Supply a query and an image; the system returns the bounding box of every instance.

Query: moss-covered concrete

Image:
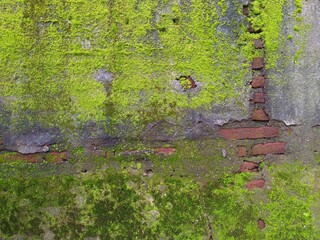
[0,155,317,239]
[0,0,254,136]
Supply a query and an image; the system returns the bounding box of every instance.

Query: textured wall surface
[0,0,256,148]
[267,0,320,126]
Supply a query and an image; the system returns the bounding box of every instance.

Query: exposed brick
[253,39,264,49]
[246,179,265,189]
[154,147,176,155]
[258,219,266,229]
[248,26,262,34]
[220,127,279,140]
[239,161,259,173]
[236,146,247,157]
[252,57,264,70]
[19,153,42,163]
[252,92,265,103]
[120,149,153,156]
[251,76,266,88]
[252,109,269,121]
[252,142,286,155]
[243,5,249,16]
[46,151,68,163]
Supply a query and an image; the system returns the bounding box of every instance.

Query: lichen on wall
[0,0,252,136]
[0,158,317,239]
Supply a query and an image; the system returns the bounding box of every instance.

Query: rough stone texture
[251,76,266,88]
[252,109,269,121]
[2,129,57,154]
[252,142,286,155]
[220,127,279,140]
[246,179,265,189]
[266,0,320,126]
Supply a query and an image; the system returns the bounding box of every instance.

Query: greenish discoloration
[0,160,318,239]
[263,162,315,239]
[248,0,287,69]
[0,0,252,133]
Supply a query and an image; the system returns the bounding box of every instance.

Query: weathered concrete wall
[0,0,255,152]
[267,0,320,126]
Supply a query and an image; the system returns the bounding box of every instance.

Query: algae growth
[0,157,317,239]
[0,0,253,132]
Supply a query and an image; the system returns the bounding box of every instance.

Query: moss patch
[0,0,252,134]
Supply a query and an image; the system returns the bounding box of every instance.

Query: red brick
[154,147,176,155]
[251,76,266,88]
[239,161,259,172]
[252,142,286,155]
[252,57,264,70]
[252,109,269,121]
[253,39,264,49]
[220,127,279,140]
[252,92,265,103]
[246,179,265,189]
[236,146,247,157]
[243,5,249,16]
[258,219,266,229]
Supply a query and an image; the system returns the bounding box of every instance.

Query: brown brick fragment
[243,5,249,16]
[46,151,68,163]
[252,142,286,155]
[258,219,266,229]
[253,39,264,49]
[246,179,265,189]
[252,57,264,70]
[253,92,265,103]
[252,109,269,121]
[239,161,259,172]
[251,76,266,88]
[236,146,247,157]
[154,147,176,155]
[19,153,42,163]
[220,127,279,140]
[248,26,262,34]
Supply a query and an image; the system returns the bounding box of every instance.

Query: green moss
[0,0,251,133]
[0,156,319,239]
[248,0,286,69]
[263,163,315,239]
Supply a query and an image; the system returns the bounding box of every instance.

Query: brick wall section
[252,92,265,103]
[252,57,264,70]
[252,109,269,121]
[251,76,266,88]
[252,142,287,155]
[220,127,279,140]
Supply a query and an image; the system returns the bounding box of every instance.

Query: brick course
[220,127,279,140]
[253,92,265,103]
[252,142,286,155]
[252,109,269,121]
[251,76,266,88]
